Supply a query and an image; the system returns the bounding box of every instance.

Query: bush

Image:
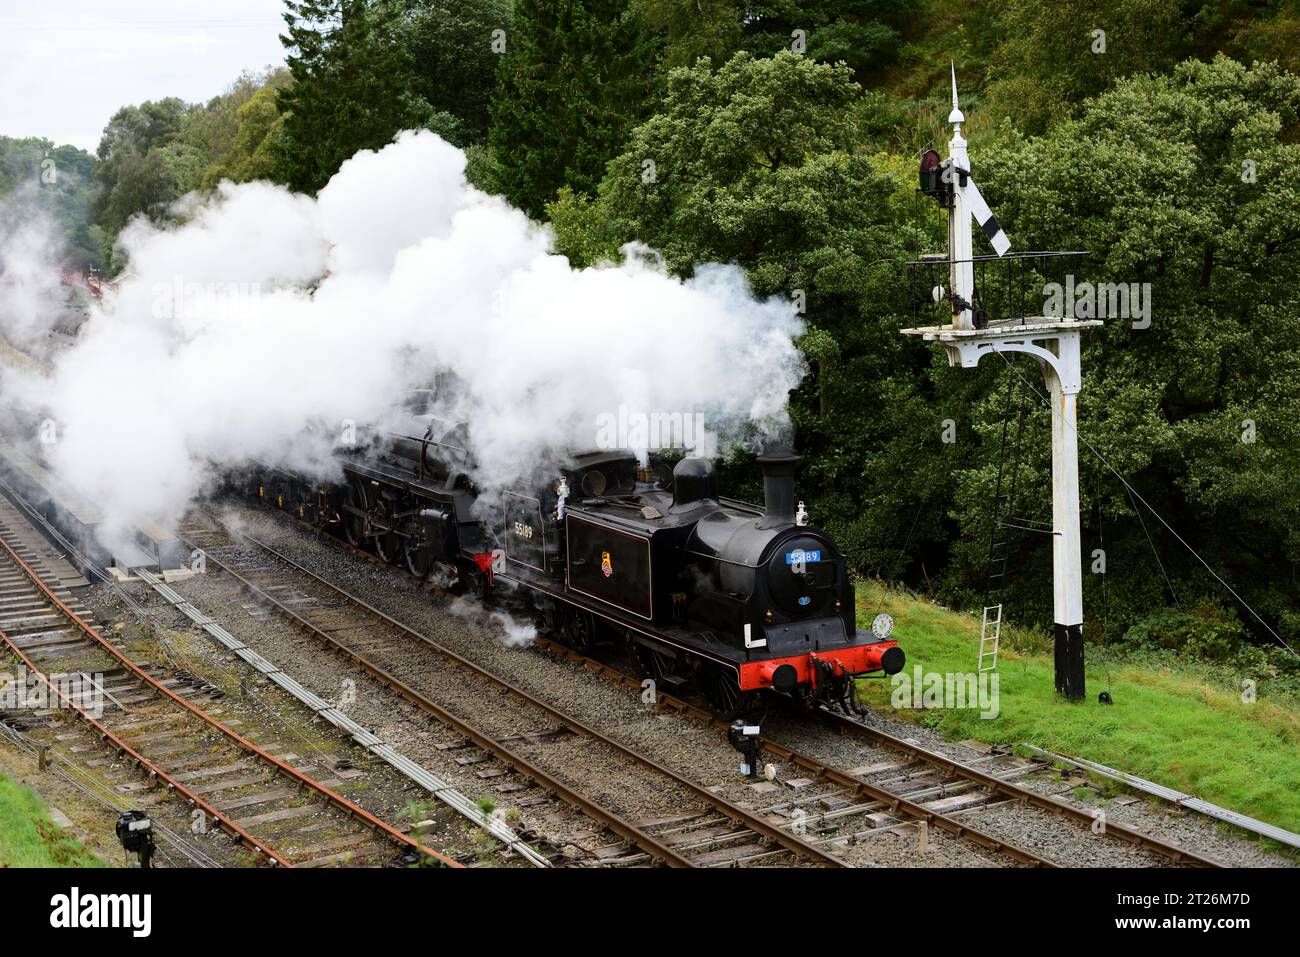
[1121,601,1245,661]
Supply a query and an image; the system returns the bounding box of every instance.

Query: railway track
[180,517,845,868]
[536,638,1224,868]
[812,708,1225,867]
[229,502,1226,869]
[189,512,1069,867]
[0,713,232,867]
[0,510,456,868]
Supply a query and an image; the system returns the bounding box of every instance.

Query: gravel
[760,705,1295,868]
[119,501,1298,869]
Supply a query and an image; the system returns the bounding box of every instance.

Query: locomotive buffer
[901,65,1100,700]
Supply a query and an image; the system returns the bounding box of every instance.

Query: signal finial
[948,60,964,129]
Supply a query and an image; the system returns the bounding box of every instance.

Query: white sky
[0,1,289,153]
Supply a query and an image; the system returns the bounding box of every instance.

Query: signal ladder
[979,604,1001,673]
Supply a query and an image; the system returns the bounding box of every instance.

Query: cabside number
[513,522,534,539]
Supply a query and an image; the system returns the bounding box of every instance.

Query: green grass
[0,773,104,868]
[856,581,1300,836]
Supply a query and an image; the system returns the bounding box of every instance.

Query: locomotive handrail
[675,546,765,569]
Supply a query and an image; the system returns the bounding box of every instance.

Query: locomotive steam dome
[671,456,716,511]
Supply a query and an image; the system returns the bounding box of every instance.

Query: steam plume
[1,131,806,542]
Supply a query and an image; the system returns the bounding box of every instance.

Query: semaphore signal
[902,63,1101,701]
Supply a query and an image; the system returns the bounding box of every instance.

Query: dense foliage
[91,71,291,269]
[278,0,511,192]
[11,0,1300,660]
[0,137,100,269]
[974,57,1300,648]
[488,0,659,217]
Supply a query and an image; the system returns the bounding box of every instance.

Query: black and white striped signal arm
[964,179,1011,257]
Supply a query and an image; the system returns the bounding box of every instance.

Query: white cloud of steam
[448,596,537,649]
[6,130,806,544]
[0,196,76,359]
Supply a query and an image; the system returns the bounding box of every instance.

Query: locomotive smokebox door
[566,515,653,619]
[770,538,838,617]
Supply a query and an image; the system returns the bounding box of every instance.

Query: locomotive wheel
[404,540,437,579]
[372,496,402,564]
[703,666,748,721]
[632,643,677,685]
[560,608,596,653]
[342,481,367,547]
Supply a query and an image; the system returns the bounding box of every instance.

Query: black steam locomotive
[249,398,904,717]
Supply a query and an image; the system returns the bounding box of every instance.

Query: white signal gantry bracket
[900,317,1102,702]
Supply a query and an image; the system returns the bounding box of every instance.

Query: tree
[966,56,1300,643]
[633,1,908,81]
[86,72,299,269]
[92,98,192,264]
[488,0,659,218]
[391,0,513,140]
[173,73,266,192]
[740,1,906,83]
[632,0,742,70]
[0,137,101,269]
[581,52,940,573]
[983,0,1197,132]
[215,78,293,184]
[156,70,294,192]
[95,149,179,241]
[1228,1,1300,76]
[93,98,189,191]
[278,0,507,193]
[279,0,419,192]
[545,186,621,267]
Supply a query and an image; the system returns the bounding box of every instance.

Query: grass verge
[0,771,104,867]
[855,581,1300,836]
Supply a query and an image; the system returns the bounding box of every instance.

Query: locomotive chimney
[756,448,800,529]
